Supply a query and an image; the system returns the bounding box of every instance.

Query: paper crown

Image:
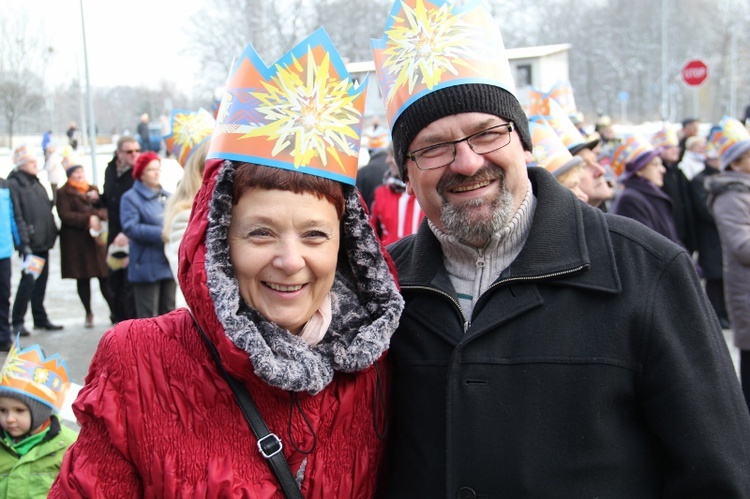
[372,0,516,131]
[651,126,679,149]
[12,145,36,167]
[528,98,589,152]
[712,116,749,156]
[529,120,582,177]
[545,80,578,115]
[207,28,366,186]
[163,108,216,167]
[610,135,654,178]
[0,338,70,412]
[59,145,80,171]
[365,125,390,150]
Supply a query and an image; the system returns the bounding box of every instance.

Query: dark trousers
[77,277,115,316]
[0,258,11,342]
[12,250,50,327]
[741,350,750,415]
[133,279,176,318]
[108,268,136,323]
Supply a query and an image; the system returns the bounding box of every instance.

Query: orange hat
[610,135,656,178]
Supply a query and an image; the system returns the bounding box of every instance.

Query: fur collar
[204,161,403,394]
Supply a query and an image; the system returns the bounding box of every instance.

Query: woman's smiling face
[227,188,340,334]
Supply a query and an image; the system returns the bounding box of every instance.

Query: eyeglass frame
[120,148,141,155]
[406,122,515,171]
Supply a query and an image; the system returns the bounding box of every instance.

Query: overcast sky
[7,0,205,93]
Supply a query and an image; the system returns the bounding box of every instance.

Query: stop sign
[682,59,708,87]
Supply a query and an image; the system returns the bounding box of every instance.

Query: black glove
[18,245,31,259]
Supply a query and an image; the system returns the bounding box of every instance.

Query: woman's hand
[89,215,102,231]
[87,190,100,201]
[113,232,129,246]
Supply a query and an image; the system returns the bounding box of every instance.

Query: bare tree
[185,0,312,99]
[0,11,51,147]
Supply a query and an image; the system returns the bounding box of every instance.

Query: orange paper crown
[372,0,516,130]
[528,98,587,151]
[208,28,367,186]
[546,80,578,115]
[0,339,70,412]
[164,108,216,167]
[529,120,583,176]
[610,135,654,178]
[651,126,679,149]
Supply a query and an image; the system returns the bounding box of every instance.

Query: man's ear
[524,149,533,164]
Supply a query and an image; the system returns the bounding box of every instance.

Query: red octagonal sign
[682,59,708,87]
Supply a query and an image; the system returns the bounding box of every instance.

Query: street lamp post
[79,0,98,186]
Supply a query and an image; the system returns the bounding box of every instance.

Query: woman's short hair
[233,163,346,218]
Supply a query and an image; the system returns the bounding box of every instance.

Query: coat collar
[391,168,621,294]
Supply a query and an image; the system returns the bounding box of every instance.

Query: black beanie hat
[0,388,53,434]
[391,83,532,179]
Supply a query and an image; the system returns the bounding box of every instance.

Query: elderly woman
[49,31,403,498]
[55,155,114,328]
[120,151,175,318]
[611,136,683,247]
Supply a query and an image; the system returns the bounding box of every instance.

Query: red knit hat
[133,151,160,180]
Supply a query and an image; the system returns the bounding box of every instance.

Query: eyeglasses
[406,122,515,171]
[121,149,141,154]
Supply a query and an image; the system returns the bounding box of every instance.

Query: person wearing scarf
[55,163,115,328]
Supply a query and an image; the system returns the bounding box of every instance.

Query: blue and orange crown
[529,120,582,176]
[372,0,516,131]
[651,126,679,149]
[163,108,216,167]
[528,97,588,151]
[207,28,367,186]
[0,339,70,412]
[610,135,654,178]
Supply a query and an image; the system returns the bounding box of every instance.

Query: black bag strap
[191,314,303,499]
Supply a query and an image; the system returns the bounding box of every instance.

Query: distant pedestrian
[611,135,683,247]
[65,122,79,151]
[42,145,67,205]
[0,177,20,352]
[705,116,750,412]
[136,113,151,152]
[56,152,115,329]
[7,145,63,337]
[690,128,730,328]
[356,147,391,211]
[41,131,52,160]
[370,146,424,245]
[120,152,174,318]
[102,136,140,323]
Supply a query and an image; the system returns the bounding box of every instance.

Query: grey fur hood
[200,160,403,394]
[705,170,750,209]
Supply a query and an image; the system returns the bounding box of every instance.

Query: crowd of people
[1,0,749,496]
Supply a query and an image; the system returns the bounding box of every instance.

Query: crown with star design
[207,28,367,186]
[372,0,516,131]
[714,116,750,169]
[610,134,654,178]
[163,108,216,167]
[0,338,70,412]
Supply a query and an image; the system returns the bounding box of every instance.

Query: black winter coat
[6,169,57,253]
[382,168,750,498]
[102,156,135,245]
[690,165,724,280]
[612,175,682,248]
[661,162,697,252]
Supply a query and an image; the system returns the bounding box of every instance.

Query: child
[0,338,77,498]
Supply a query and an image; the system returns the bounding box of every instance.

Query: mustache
[436,163,505,196]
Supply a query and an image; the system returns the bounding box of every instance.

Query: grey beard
[440,186,514,246]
